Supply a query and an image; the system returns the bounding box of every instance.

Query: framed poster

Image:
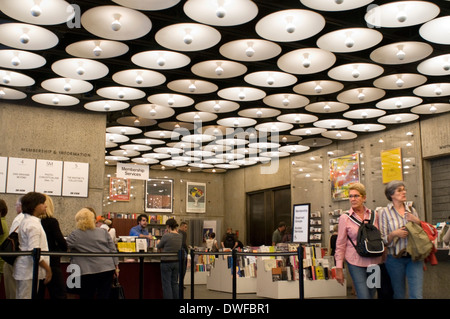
[62,161,89,197]
[292,203,310,244]
[329,153,360,201]
[35,159,63,196]
[381,147,403,184]
[109,177,130,201]
[0,157,7,193]
[145,179,173,213]
[186,182,206,213]
[6,157,36,194]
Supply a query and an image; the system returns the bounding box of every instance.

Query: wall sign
[35,159,63,196]
[62,161,89,197]
[186,182,206,213]
[6,157,36,194]
[292,203,310,244]
[0,157,7,193]
[116,163,149,180]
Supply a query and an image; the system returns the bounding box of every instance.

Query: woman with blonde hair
[37,195,67,299]
[66,208,119,299]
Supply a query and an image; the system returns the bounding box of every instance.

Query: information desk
[61,260,163,299]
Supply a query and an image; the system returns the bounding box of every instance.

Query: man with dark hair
[178,221,188,287]
[272,221,287,246]
[129,213,151,240]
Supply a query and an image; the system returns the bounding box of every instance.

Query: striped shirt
[379,202,418,256]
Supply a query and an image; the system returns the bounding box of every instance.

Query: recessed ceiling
[0,0,449,172]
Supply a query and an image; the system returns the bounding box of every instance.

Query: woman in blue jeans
[157,218,182,299]
[379,180,423,299]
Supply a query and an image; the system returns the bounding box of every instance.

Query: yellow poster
[381,148,403,184]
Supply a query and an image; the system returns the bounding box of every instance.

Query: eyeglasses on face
[348,194,361,199]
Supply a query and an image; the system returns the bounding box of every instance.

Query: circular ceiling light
[0,0,76,25]
[41,78,93,94]
[411,103,450,115]
[110,150,140,158]
[112,69,166,87]
[132,50,191,70]
[279,145,310,154]
[155,23,221,52]
[183,0,258,26]
[0,86,26,100]
[271,135,302,143]
[321,130,358,140]
[343,108,386,119]
[51,58,109,80]
[413,83,450,97]
[66,40,129,59]
[244,71,297,87]
[317,28,382,53]
[300,0,375,11]
[181,134,216,144]
[314,119,353,129]
[159,122,195,132]
[191,60,247,79]
[120,144,152,152]
[365,1,440,28]
[276,113,318,124]
[417,54,450,76]
[195,100,240,113]
[160,160,188,168]
[291,127,327,136]
[85,100,129,112]
[81,5,152,40]
[238,108,281,119]
[132,157,159,165]
[255,9,325,42]
[298,137,332,147]
[377,113,419,124]
[293,80,343,95]
[216,117,257,128]
[32,93,79,106]
[132,138,165,146]
[305,101,349,113]
[420,16,450,45]
[218,86,266,101]
[348,123,386,133]
[97,86,145,100]
[373,73,427,90]
[370,41,433,65]
[255,122,293,133]
[111,0,180,10]
[278,48,336,74]
[131,104,175,120]
[337,87,386,104]
[148,93,194,108]
[263,93,309,109]
[145,130,181,140]
[0,70,35,87]
[106,133,130,144]
[0,23,58,50]
[0,50,46,69]
[328,63,384,81]
[376,96,423,110]
[219,39,282,62]
[167,79,218,94]
[117,116,157,127]
[106,126,143,135]
[176,111,218,123]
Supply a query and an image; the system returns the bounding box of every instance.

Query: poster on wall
[35,159,63,196]
[6,157,36,194]
[62,161,89,197]
[145,179,173,213]
[292,203,310,244]
[381,148,403,184]
[329,153,360,201]
[186,182,206,213]
[109,177,130,201]
[0,157,7,193]
[203,220,217,243]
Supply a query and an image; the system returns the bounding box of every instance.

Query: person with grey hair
[379,180,423,299]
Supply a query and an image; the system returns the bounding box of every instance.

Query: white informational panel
[116,163,149,180]
[6,157,36,194]
[62,161,89,197]
[292,203,310,244]
[35,159,63,196]
[0,157,7,193]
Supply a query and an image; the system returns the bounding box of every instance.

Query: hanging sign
[292,203,310,244]
[0,157,7,193]
[116,162,149,180]
[62,161,89,197]
[35,159,63,196]
[6,157,36,194]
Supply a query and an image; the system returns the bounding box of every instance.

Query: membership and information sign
[62,161,89,197]
[292,203,310,244]
[6,157,36,194]
[35,159,63,196]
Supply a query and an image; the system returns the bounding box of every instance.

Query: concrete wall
[0,103,106,235]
